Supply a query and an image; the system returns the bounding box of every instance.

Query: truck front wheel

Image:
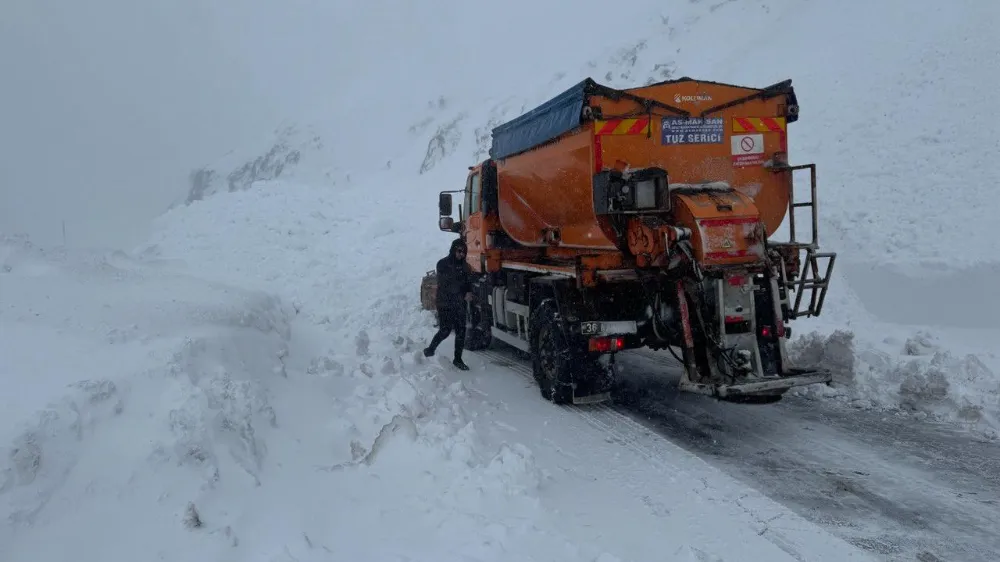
[530,299,575,404]
[464,300,492,351]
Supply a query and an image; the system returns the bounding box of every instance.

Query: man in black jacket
[423,238,473,370]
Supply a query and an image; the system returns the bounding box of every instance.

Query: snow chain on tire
[530,298,575,404]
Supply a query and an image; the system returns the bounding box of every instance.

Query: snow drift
[0,234,609,560]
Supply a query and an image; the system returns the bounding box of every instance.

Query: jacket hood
[449,238,468,257]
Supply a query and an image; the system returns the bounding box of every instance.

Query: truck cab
[438,160,505,273]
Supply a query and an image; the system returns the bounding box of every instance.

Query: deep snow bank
[0,235,293,558]
[787,327,1000,440]
[0,234,632,560]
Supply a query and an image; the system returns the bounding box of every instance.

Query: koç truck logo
[674,93,713,104]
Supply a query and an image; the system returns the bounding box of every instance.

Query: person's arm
[463,264,474,301]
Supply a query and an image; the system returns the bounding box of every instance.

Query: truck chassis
[421,163,835,405]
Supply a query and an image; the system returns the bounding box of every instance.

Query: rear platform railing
[769,163,836,319]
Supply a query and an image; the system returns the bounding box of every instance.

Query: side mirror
[438,216,454,231]
[438,192,453,216]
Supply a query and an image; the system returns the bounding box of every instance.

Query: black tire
[530,299,575,404]
[464,300,492,351]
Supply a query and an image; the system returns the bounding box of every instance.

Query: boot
[423,347,434,357]
[453,358,469,371]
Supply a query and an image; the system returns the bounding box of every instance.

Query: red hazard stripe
[596,120,620,135]
[761,117,784,132]
[734,117,756,133]
[627,118,649,134]
[593,135,603,172]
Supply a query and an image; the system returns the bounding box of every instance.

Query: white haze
[0,0,616,248]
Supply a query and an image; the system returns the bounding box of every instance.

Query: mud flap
[569,355,617,405]
[679,368,832,399]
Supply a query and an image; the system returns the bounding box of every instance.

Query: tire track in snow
[476,347,861,562]
[614,348,1000,562]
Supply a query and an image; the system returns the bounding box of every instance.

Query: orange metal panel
[589,80,792,237]
[488,78,795,271]
[673,191,766,267]
[496,129,618,250]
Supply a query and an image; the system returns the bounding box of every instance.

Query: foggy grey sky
[0,0,627,249]
[0,0,365,248]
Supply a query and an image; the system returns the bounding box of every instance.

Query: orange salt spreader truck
[420,76,837,404]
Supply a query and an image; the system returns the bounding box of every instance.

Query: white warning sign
[731,133,764,167]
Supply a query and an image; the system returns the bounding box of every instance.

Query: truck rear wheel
[530,299,575,404]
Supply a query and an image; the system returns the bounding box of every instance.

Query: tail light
[724,316,751,334]
[759,325,773,338]
[589,336,625,353]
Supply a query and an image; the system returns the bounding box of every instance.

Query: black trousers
[428,305,466,360]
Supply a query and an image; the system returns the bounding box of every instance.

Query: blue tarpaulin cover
[489,78,596,160]
[487,77,796,160]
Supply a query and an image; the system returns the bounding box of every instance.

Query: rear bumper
[679,368,832,398]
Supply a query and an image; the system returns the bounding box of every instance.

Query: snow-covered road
[474,345,1000,562]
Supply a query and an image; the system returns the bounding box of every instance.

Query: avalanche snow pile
[0,233,606,560]
[1,235,291,559]
[180,0,1000,439]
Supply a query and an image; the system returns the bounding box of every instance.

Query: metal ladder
[770,163,836,319]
